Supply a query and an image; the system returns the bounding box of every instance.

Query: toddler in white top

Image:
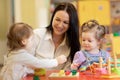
[0,23,67,80]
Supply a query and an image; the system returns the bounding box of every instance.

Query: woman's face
[52,11,69,36]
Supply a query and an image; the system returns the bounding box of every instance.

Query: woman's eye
[55,19,60,22]
[64,21,69,24]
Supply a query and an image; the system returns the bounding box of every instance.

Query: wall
[14,0,37,28]
[78,0,110,26]
[35,0,50,27]
[21,0,36,28]
[14,0,50,28]
[0,0,11,64]
[0,0,9,40]
[110,1,120,55]
[0,0,50,64]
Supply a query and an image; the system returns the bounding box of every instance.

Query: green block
[33,75,40,80]
[111,68,120,75]
[71,70,77,75]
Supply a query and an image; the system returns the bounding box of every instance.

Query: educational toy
[48,70,79,80]
[100,54,120,78]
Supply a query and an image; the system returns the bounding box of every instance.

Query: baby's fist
[56,55,67,64]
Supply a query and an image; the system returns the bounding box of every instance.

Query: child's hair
[7,23,33,51]
[81,20,106,41]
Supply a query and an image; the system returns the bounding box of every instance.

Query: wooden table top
[23,70,120,80]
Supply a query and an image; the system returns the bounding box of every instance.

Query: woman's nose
[58,22,63,27]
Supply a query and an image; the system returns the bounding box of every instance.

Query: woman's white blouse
[34,27,71,70]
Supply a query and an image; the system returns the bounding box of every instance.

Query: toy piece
[89,64,96,74]
[113,53,117,68]
[33,75,40,80]
[107,57,111,74]
[71,70,77,75]
[96,67,107,74]
[34,68,46,80]
[59,70,65,76]
[99,57,103,69]
[49,70,79,80]
[111,68,120,75]
[34,68,46,76]
[65,70,71,75]
[79,66,87,72]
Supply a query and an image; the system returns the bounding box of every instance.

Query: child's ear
[21,39,27,45]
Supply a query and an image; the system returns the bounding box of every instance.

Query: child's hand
[92,62,99,68]
[56,55,67,64]
[71,63,79,70]
[91,62,107,68]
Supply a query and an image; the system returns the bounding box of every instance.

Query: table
[23,70,120,80]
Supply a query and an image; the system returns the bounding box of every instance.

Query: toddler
[71,20,110,70]
[0,23,67,80]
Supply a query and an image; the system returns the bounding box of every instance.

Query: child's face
[81,32,100,52]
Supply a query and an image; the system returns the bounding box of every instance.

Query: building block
[48,70,79,80]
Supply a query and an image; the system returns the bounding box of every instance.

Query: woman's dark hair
[7,23,33,51]
[47,2,80,62]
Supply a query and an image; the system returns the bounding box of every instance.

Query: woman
[34,2,80,70]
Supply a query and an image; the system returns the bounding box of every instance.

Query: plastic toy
[34,68,46,76]
[85,54,120,79]
[101,54,120,78]
[33,75,40,80]
[49,70,79,80]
